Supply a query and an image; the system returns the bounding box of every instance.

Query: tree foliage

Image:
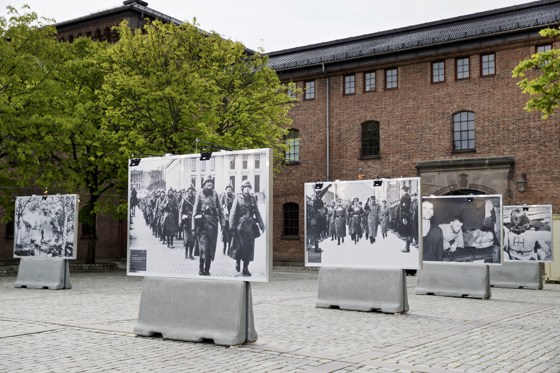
[0,6,65,205]
[0,10,295,263]
[512,28,560,120]
[105,20,294,164]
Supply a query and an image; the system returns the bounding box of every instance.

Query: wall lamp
[129,158,141,167]
[516,173,527,193]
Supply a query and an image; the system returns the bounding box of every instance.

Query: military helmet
[203,175,214,185]
[241,179,252,189]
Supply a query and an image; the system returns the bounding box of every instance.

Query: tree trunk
[84,196,98,264]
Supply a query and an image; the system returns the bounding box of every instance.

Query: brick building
[268,0,560,264]
[1,0,559,267]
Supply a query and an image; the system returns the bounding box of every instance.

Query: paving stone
[0,269,559,372]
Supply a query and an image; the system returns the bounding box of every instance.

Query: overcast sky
[2,0,535,52]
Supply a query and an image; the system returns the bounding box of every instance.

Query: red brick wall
[273,38,560,264]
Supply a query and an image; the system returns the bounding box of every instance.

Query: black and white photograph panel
[421,195,502,264]
[502,205,553,262]
[305,177,421,270]
[13,194,78,259]
[127,148,271,282]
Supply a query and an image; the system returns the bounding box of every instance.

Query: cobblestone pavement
[1,268,559,372]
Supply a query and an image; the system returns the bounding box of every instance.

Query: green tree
[0,6,65,208]
[51,37,132,264]
[105,20,295,163]
[512,28,560,119]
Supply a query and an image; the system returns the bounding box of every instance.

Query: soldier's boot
[242,262,251,277]
[204,258,211,276]
[235,260,241,272]
[199,258,205,275]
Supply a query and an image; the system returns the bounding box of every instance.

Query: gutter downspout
[322,62,330,181]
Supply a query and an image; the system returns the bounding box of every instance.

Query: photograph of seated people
[502,206,552,262]
[422,196,502,264]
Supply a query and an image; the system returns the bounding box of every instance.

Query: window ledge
[360,155,381,160]
[452,149,476,154]
[281,235,300,240]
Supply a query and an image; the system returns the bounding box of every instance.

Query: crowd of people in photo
[130,175,265,277]
[306,184,418,253]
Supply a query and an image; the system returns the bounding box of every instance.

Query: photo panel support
[134,277,257,346]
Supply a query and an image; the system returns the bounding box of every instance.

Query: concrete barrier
[490,261,543,290]
[15,257,72,290]
[315,267,409,314]
[134,277,257,346]
[415,263,490,299]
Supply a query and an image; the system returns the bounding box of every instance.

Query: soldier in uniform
[229,180,265,276]
[180,184,196,260]
[308,184,332,252]
[332,197,347,245]
[364,196,380,244]
[220,183,236,255]
[192,176,224,276]
[400,185,413,252]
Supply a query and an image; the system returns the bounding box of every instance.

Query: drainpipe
[322,62,330,181]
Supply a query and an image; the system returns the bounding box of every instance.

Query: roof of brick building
[268,0,560,71]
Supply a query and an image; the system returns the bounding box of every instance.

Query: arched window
[283,202,299,237]
[453,111,475,151]
[361,121,380,158]
[285,129,300,164]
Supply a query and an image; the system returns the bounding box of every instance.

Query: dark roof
[268,0,560,71]
[55,0,183,27]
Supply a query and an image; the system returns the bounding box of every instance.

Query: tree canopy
[0,8,295,263]
[512,28,560,120]
[105,20,295,162]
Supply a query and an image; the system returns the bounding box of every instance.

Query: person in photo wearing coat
[229,179,265,277]
[364,196,381,244]
[192,175,224,276]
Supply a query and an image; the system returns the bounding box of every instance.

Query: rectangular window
[481,53,495,76]
[364,71,376,92]
[343,75,355,95]
[242,155,248,169]
[283,203,299,236]
[229,155,235,170]
[287,86,296,99]
[210,158,215,171]
[453,112,475,151]
[432,61,445,83]
[304,80,315,100]
[191,177,196,189]
[285,129,300,164]
[456,57,470,80]
[229,176,235,192]
[191,158,196,172]
[385,68,398,89]
[5,221,14,239]
[254,175,260,193]
[254,155,260,169]
[361,121,380,158]
[536,44,552,53]
[200,159,206,172]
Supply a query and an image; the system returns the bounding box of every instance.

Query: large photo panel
[422,195,502,265]
[502,204,553,262]
[305,177,421,269]
[13,194,79,259]
[127,148,272,282]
